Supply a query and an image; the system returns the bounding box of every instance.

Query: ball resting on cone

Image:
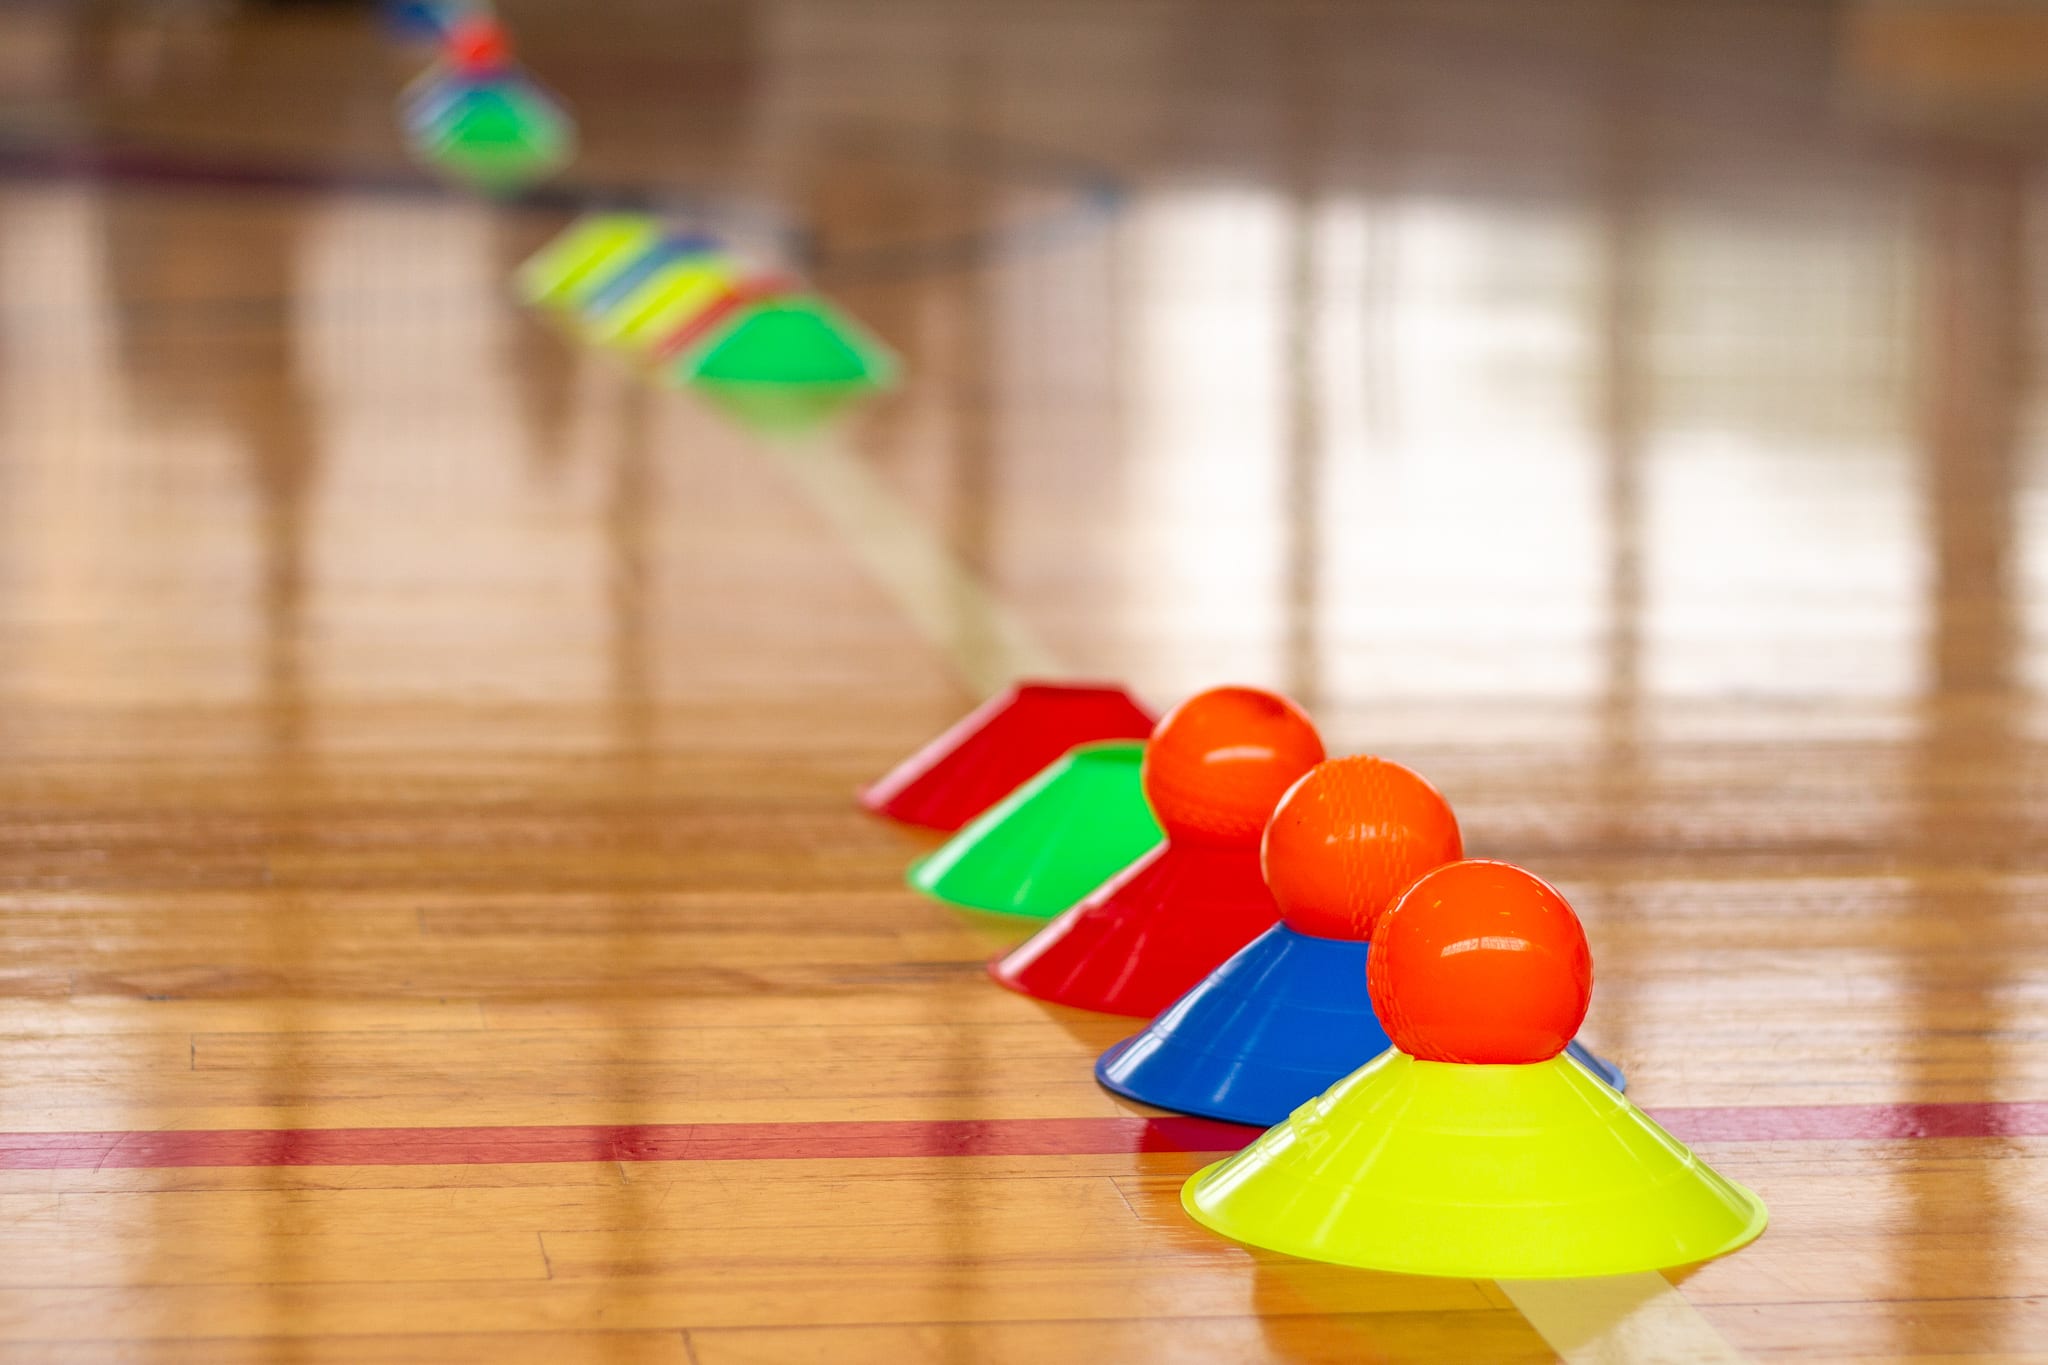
[1179,859,1763,1278]
[1100,762,1623,1126]
[1260,755,1464,942]
[1142,687,1324,846]
[991,686,1323,1015]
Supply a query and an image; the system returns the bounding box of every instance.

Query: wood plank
[13,1332,695,1364]
[685,1313,1557,1365]
[0,1266,1498,1341]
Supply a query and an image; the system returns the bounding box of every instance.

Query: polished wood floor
[3,0,2048,1359]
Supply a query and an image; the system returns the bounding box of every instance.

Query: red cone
[990,840,1279,1017]
[860,682,1156,832]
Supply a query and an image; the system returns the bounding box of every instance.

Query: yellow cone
[589,259,736,353]
[1183,1050,1766,1279]
[515,215,660,310]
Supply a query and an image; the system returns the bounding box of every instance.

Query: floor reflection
[96,103,327,1343]
[1252,1260,1553,1364]
[1902,145,2026,1359]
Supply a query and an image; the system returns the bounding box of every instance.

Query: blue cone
[1095,923,1626,1127]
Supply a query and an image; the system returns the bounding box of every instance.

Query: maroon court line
[2,1102,2046,1170]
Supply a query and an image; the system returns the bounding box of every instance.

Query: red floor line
[1,1101,2045,1170]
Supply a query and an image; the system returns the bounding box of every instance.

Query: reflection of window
[0,187,263,706]
[2019,207,2048,703]
[1125,188,1289,683]
[1642,217,1924,700]
[1104,182,1935,709]
[297,202,609,704]
[2024,470,2048,703]
[1442,935,1530,956]
[1317,196,1609,702]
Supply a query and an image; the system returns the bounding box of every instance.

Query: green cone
[908,740,1163,919]
[421,86,573,191]
[671,296,896,387]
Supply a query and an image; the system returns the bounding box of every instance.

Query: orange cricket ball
[1141,687,1324,846]
[1367,859,1592,1065]
[1260,755,1463,941]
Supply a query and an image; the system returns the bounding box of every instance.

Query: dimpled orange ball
[1260,756,1463,941]
[1141,687,1325,846]
[1367,860,1592,1065]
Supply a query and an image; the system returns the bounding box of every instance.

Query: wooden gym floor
[2,0,2047,1359]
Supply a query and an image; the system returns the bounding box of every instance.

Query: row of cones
[515,215,898,431]
[384,7,895,430]
[861,680,1767,1280]
[393,8,576,193]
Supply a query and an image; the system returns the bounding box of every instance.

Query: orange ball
[448,16,511,71]
[1367,860,1592,1065]
[1141,687,1325,846]
[1260,756,1463,941]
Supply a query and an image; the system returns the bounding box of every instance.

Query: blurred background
[4,0,2046,729]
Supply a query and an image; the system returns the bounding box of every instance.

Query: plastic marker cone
[414,81,574,191]
[670,295,897,390]
[908,741,1163,919]
[860,682,1157,832]
[516,215,661,308]
[571,235,725,335]
[1099,757,1624,1124]
[1183,860,1765,1279]
[396,14,508,123]
[651,274,793,364]
[991,686,1325,1016]
[399,12,519,120]
[593,253,737,353]
[404,17,574,193]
